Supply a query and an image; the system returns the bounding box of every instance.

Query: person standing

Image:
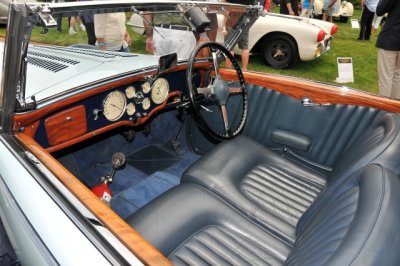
[375,0,400,99]
[322,0,339,22]
[94,12,131,52]
[280,0,299,16]
[80,0,96,45]
[143,14,197,60]
[300,0,315,17]
[358,0,379,40]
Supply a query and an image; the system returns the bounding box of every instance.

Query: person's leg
[378,49,396,97]
[69,16,77,34]
[56,15,62,32]
[364,8,374,40]
[241,49,249,71]
[358,6,368,39]
[76,16,86,31]
[390,51,400,99]
[81,17,96,45]
[225,51,235,69]
[239,31,250,71]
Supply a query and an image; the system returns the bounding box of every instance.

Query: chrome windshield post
[224,4,262,52]
[0,3,37,133]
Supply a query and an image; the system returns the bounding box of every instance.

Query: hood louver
[26,56,69,73]
[27,45,137,73]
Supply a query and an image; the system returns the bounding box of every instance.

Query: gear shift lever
[107,152,126,183]
[91,152,126,205]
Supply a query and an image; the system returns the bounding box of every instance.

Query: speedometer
[103,91,127,121]
[151,78,169,104]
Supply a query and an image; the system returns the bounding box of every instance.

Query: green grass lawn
[0,8,378,93]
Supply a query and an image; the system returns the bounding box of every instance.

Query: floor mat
[111,171,180,218]
[126,145,180,175]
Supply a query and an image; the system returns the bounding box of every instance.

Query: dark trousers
[358,5,374,40]
[81,17,96,45]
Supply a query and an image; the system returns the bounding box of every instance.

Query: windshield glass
[0,2,249,103]
[0,1,393,105]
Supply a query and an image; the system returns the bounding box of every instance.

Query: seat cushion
[127,165,400,265]
[286,164,400,265]
[126,183,292,265]
[182,135,326,243]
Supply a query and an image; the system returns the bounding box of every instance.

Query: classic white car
[313,0,354,22]
[242,12,338,68]
[1,1,400,265]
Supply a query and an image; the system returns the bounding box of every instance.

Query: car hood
[25,45,159,101]
[266,13,336,36]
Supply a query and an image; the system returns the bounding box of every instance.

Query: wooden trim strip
[16,133,172,266]
[221,69,400,113]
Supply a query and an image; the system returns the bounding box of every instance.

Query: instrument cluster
[102,78,170,122]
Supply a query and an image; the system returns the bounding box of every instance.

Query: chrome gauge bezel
[125,86,136,99]
[126,102,136,116]
[142,97,151,110]
[142,81,151,94]
[103,90,127,121]
[151,78,169,104]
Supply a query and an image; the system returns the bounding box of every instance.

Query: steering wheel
[186,42,248,139]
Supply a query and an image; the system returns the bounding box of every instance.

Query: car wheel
[262,34,299,69]
[340,15,348,23]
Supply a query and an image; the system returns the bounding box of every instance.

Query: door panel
[243,85,383,167]
[189,84,385,171]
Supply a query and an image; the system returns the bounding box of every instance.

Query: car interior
[9,3,400,265]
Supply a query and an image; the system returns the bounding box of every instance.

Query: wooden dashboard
[14,69,188,153]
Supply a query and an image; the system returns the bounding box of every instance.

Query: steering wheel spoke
[220,104,230,137]
[197,85,214,96]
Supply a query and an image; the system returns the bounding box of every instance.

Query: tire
[261,34,299,69]
[340,15,348,23]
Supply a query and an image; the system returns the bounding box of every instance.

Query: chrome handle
[301,97,331,107]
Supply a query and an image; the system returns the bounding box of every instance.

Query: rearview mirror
[159,53,177,71]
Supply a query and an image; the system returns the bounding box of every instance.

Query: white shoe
[69,27,77,35]
[80,24,86,31]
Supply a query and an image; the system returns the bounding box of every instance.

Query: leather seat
[127,164,400,265]
[181,113,400,243]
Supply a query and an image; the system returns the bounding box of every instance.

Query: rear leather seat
[127,164,400,265]
[181,113,400,243]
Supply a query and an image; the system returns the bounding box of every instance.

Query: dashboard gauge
[125,86,136,99]
[142,81,151,94]
[103,90,126,121]
[142,97,151,110]
[151,78,169,104]
[126,103,136,116]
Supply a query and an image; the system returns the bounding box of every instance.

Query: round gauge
[125,86,136,99]
[142,97,151,110]
[103,90,127,121]
[151,78,169,104]
[142,81,151,94]
[126,102,136,116]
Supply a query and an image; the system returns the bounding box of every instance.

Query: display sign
[336,57,354,83]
